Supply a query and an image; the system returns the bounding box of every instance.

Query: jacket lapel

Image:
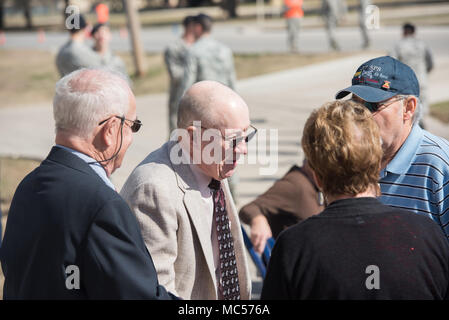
[168,143,218,293]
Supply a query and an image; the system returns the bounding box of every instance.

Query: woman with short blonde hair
[261,100,449,300]
[301,100,382,200]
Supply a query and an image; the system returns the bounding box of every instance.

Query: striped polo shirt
[379,125,449,238]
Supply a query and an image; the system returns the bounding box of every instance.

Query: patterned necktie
[208,178,241,300]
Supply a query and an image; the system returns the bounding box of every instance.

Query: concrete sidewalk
[1,52,448,298]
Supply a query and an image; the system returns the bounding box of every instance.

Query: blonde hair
[301,100,382,197]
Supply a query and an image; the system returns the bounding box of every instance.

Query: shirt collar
[180,145,214,194]
[382,125,423,175]
[55,144,115,190]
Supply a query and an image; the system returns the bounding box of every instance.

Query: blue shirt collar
[382,125,424,175]
[55,144,115,190]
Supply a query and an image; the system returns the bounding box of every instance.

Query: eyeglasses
[357,97,406,113]
[98,115,142,133]
[199,124,258,149]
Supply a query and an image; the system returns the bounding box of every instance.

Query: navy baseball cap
[335,56,420,103]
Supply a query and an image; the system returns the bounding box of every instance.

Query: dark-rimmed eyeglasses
[356,96,406,113]
[198,124,258,149]
[98,115,142,133]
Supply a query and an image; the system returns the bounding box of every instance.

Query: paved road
[2,2,449,55]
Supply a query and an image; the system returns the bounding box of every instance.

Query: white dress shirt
[56,144,115,190]
[181,147,223,298]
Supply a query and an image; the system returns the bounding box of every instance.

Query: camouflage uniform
[164,38,191,134]
[56,40,104,77]
[99,50,127,76]
[359,0,371,48]
[390,37,434,119]
[321,0,347,50]
[179,36,239,198]
[180,36,236,94]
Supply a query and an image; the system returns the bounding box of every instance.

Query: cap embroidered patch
[335,56,420,103]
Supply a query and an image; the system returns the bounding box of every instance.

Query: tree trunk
[0,0,5,30]
[123,0,146,77]
[23,0,32,29]
[223,0,238,19]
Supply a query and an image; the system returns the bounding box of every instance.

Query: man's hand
[250,215,272,254]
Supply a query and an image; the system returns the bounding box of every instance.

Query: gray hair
[53,68,131,139]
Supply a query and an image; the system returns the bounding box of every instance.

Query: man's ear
[403,96,417,122]
[99,117,120,148]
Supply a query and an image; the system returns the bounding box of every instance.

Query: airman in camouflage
[359,0,371,49]
[164,16,196,135]
[178,14,239,198]
[179,14,236,97]
[390,23,434,125]
[56,14,104,77]
[321,0,347,51]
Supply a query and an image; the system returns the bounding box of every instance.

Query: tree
[14,0,33,29]
[0,0,4,30]
[222,0,238,18]
[22,0,33,29]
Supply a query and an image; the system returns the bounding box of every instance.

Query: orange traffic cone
[0,31,6,45]
[37,29,46,43]
[96,3,109,24]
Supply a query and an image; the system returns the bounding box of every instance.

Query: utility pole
[123,0,146,77]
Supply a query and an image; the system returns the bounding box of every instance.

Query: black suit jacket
[0,146,174,299]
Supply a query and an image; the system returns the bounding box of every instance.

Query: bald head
[177,81,249,129]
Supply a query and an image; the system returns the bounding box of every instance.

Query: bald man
[121,81,253,300]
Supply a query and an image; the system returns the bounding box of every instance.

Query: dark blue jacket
[0,146,174,299]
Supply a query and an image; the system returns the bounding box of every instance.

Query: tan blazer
[120,141,251,300]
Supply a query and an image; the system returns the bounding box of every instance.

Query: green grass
[0,157,41,215]
[430,100,449,124]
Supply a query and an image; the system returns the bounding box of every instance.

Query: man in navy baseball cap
[335,55,449,239]
[336,55,420,106]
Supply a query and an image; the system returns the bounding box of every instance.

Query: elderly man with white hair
[121,80,253,300]
[0,68,175,300]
